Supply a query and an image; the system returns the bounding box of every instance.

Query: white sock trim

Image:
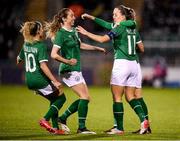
[133,105,141,109]
[67,109,72,114]
[51,105,59,112]
[114,112,124,114]
[79,117,86,120]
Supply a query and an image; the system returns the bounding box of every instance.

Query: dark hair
[55,8,70,24]
[116,5,135,20]
[45,8,70,39]
[30,21,42,36]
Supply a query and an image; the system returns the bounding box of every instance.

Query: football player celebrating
[17,21,66,135]
[77,5,149,135]
[45,8,105,134]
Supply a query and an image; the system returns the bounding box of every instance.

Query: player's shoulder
[35,41,47,49]
[35,41,45,45]
[56,28,64,35]
[113,24,126,31]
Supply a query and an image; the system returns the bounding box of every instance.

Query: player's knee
[80,95,90,101]
[112,94,123,102]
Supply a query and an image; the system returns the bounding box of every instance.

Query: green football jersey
[94,18,141,61]
[108,24,141,60]
[53,27,81,74]
[18,41,50,89]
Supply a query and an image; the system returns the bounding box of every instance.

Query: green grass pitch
[0,85,180,140]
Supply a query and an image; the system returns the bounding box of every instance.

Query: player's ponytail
[116,5,136,20]
[20,21,42,43]
[45,8,70,40]
[124,6,136,20]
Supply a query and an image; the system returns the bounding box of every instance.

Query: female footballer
[17,21,66,135]
[77,5,149,135]
[81,5,151,134]
[46,8,105,134]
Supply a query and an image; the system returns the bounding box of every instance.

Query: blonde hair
[45,8,70,40]
[20,21,42,43]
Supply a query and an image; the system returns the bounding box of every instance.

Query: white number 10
[25,52,36,72]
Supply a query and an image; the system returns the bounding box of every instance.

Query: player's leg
[71,82,96,134]
[58,99,79,132]
[59,99,80,122]
[59,71,95,134]
[48,98,59,131]
[43,89,66,123]
[133,88,151,134]
[135,63,149,120]
[105,59,127,135]
[125,87,149,134]
[104,92,125,133]
[135,89,149,119]
[125,61,149,134]
[37,83,66,134]
[105,84,124,135]
[49,97,67,135]
[133,63,151,134]
[57,72,83,133]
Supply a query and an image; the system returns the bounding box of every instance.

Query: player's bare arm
[40,62,61,88]
[80,42,106,53]
[137,42,144,53]
[51,45,77,66]
[16,56,23,65]
[81,13,95,20]
[76,26,110,43]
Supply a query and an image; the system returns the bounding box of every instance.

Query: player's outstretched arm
[82,13,112,30]
[76,26,110,43]
[80,42,106,53]
[82,13,136,29]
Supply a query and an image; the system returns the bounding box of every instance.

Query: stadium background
[0,0,180,140]
[1,0,180,88]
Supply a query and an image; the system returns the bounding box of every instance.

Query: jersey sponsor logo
[75,76,80,82]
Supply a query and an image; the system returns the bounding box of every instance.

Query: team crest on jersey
[75,76,80,81]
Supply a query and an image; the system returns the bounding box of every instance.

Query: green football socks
[129,99,146,122]
[51,113,59,129]
[113,102,124,130]
[59,99,80,121]
[78,99,89,129]
[137,98,149,120]
[44,94,66,121]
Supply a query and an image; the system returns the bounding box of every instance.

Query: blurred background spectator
[152,57,167,88]
[0,0,180,87]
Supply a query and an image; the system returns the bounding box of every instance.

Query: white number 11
[127,35,136,55]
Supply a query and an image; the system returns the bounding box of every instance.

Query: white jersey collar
[62,26,73,32]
